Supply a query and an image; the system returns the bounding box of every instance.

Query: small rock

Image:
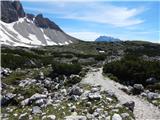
[35,99,46,106]
[88,93,102,100]
[21,98,30,106]
[133,84,144,94]
[30,93,47,100]
[69,86,83,96]
[112,113,122,120]
[147,92,159,100]
[1,93,16,106]
[19,112,28,120]
[146,77,157,84]
[123,101,135,112]
[47,115,56,120]
[64,115,87,120]
[121,113,129,119]
[91,87,99,93]
[32,106,42,114]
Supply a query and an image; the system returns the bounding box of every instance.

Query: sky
[21,0,160,43]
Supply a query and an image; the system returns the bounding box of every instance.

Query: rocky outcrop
[34,14,62,31]
[12,1,25,18]
[1,1,25,23]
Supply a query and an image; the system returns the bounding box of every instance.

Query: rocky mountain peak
[34,14,62,31]
[12,0,25,18]
[95,35,121,42]
[1,0,25,23]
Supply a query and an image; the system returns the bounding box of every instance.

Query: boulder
[88,93,102,100]
[30,93,47,101]
[147,92,159,100]
[21,98,30,106]
[112,113,122,120]
[123,101,135,112]
[35,99,46,106]
[64,115,87,120]
[32,106,42,114]
[1,93,16,106]
[146,77,157,84]
[133,84,144,94]
[69,86,83,96]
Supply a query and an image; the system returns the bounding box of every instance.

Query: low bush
[103,55,160,87]
[13,85,43,98]
[51,62,82,76]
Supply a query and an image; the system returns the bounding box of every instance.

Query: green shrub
[2,71,26,85]
[103,55,160,87]
[13,85,43,98]
[94,54,106,61]
[51,62,82,76]
[65,75,81,85]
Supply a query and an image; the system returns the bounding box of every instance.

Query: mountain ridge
[0,0,79,47]
[95,35,121,42]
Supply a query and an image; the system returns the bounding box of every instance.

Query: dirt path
[81,68,160,120]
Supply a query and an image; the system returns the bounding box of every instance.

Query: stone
[93,111,99,117]
[88,93,102,100]
[69,95,80,101]
[35,99,46,106]
[32,106,42,114]
[1,93,16,106]
[121,113,129,119]
[70,106,76,112]
[147,92,159,100]
[64,115,87,120]
[21,98,30,106]
[19,78,36,87]
[69,86,83,96]
[133,84,144,94]
[47,115,56,120]
[19,112,28,120]
[141,92,147,97]
[123,101,135,112]
[146,77,157,84]
[106,90,116,97]
[30,93,47,101]
[39,72,44,80]
[112,113,122,120]
[91,87,99,93]
[86,102,92,107]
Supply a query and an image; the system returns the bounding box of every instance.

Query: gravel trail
[81,68,160,120]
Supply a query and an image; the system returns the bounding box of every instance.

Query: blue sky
[21,0,160,43]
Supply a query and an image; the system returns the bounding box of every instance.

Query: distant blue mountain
[95,36,121,42]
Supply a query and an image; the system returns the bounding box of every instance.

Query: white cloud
[24,2,145,27]
[61,3,145,27]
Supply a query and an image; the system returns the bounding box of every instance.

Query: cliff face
[1,1,25,23]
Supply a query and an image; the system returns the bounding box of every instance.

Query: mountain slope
[96,36,121,42]
[0,1,78,47]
